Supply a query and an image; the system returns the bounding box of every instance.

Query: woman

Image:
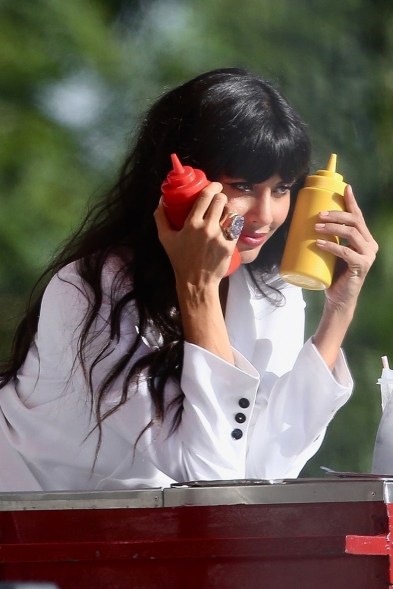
[0,68,378,491]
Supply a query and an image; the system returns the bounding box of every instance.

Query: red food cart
[1,477,392,588]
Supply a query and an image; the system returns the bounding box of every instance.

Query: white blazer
[0,260,353,491]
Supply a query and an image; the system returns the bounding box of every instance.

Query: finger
[318,209,364,230]
[318,185,374,243]
[154,199,173,238]
[343,184,363,215]
[189,182,224,220]
[316,239,363,277]
[203,192,228,224]
[315,220,378,265]
[316,239,376,277]
[315,221,366,253]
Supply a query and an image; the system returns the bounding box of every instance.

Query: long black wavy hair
[0,68,311,450]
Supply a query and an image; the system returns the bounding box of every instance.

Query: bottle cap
[161,154,209,202]
[161,154,240,276]
[304,153,347,195]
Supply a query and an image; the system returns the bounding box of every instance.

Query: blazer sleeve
[41,264,352,484]
[245,338,353,480]
[242,281,353,480]
[1,261,353,489]
[4,262,264,485]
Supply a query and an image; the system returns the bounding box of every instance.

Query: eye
[273,184,292,197]
[227,182,254,194]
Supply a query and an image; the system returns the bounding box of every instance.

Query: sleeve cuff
[183,341,260,378]
[308,338,354,391]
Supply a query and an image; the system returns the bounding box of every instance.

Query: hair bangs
[219,122,310,184]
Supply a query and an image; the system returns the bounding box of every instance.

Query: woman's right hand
[154,182,237,364]
[154,182,237,288]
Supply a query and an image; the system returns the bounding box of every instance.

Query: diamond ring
[221,212,244,241]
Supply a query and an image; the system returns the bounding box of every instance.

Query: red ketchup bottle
[161,154,241,276]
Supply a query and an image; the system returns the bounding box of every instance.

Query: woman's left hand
[315,184,378,313]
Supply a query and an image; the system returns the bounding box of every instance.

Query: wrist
[322,298,355,325]
[176,280,220,309]
[313,303,354,369]
[176,280,234,365]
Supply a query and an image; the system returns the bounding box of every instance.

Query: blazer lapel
[225,267,276,374]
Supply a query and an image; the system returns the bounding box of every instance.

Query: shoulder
[46,253,132,301]
[99,253,133,302]
[43,261,86,311]
[40,254,133,324]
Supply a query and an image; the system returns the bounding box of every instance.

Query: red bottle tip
[171,153,184,175]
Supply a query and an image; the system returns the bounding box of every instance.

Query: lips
[239,231,269,247]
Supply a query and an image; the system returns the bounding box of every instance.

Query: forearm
[311,184,378,368]
[312,303,355,369]
[177,282,235,365]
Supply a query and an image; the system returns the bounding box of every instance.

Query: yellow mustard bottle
[280,153,347,290]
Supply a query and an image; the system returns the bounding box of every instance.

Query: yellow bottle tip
[326,153,337,173]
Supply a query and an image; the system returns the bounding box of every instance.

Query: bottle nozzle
[326,153,337,173]
[304,152,346,193]
[171,153,184,175]
[162,153,208,196]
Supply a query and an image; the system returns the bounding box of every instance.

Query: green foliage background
[1,0,393,475]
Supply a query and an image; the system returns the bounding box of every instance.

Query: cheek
[227,196,249,217]
[225,197,251,216]
[273,198,291,226]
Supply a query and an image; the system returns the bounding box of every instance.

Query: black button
[235,412,246,424]
[239,398,250,409]
[231,428,243,440]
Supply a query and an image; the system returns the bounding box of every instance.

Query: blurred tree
[0,0,131,353]
[303,0,393,475]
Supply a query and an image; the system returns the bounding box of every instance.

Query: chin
[239,249,261,265]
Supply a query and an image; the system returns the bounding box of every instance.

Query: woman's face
[219,174,292,264]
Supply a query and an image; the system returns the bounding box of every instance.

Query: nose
[248,188,274,226]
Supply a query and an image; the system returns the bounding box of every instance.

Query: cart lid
[2,477,393,511]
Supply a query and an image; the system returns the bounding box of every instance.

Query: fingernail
[316,239,327,246]
[319,211,329,217]
[315,223,325,229]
